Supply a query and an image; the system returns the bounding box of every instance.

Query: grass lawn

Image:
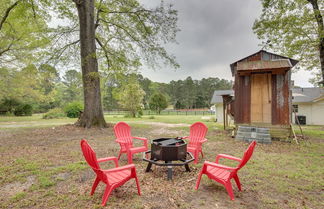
[0,115,323,208]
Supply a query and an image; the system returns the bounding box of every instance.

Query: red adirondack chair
[195,141,256,200]
[114,122,148,163]
[182,122,208,164]
[80,139,141,206]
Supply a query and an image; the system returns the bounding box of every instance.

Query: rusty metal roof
[237,59,292,71]
[230,50,299,75]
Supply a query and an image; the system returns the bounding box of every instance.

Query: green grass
[0,114,219,130]
[11,192,27,202]
[293,125,324,138]
[0,115,323,208]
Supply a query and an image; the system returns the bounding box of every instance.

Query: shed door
[251,74,272,123]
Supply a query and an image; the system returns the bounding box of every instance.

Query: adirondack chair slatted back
[80,140,107,183]
[114,122,133,149]
[237,141,256,169]
[189,122,208,145]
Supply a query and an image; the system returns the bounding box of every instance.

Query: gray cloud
[140,0,313,87]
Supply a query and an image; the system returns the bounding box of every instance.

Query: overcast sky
[140,0,313,87]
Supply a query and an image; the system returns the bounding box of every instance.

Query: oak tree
[55,0,179,127]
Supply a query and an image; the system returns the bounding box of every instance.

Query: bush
[64,102,83,118]
[0,98,21,115]
[137,109,143,118]
[14,104,33,116]
[148,116,155,119]
[43,108,65,119]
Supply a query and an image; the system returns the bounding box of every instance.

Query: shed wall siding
[271,73,290,125]
[234,74,251,124]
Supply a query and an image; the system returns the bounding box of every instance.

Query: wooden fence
[105,109,214,116]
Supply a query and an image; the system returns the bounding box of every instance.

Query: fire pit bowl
[143,137,194,180]
[151,137,187,161]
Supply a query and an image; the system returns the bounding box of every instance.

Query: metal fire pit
[143,137,194,180]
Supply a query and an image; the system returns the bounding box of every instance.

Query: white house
[211,88,324,125]
[292,88,324,125]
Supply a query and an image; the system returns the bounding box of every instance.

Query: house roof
[211,90,234,104]
[292,88,324,103]
[211,88,324,104]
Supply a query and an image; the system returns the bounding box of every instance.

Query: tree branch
[95,0,104,30]
[99,19,143,45]
[47,39,80,61]
[0,42,13,57]
[95,37,111,67]
[102,9,151,15]
[0,0,21,31]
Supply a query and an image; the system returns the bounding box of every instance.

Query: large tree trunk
[74,0,107,128]
[308,0,324,85]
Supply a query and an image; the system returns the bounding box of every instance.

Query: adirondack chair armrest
[133,136,147,141]
[103,164,135,173]
[204,161,236,171]
[97,157,119,167]
[215,154,241,163]
[115,139,127,144]
[133,137,148,147]
[200,138,208,143]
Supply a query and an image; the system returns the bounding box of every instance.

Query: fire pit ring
[143,137,195,180]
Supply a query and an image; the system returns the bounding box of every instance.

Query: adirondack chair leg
[135,176,141,195]
[117,150,122,160]
[195,172,203,189]
[102,186,114,206]
[233,174,242,191]
[127,153,133,164]
[201,150,204,158]
[90,177,100,195]
[225,181,235,200]
[194,150,199,164]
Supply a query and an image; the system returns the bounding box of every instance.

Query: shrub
[64,102,83,118]
[14,104,33,116]
[43,108,65,119]
[148,116,155,119]
[0,98,21,115]
[137,109,143,118]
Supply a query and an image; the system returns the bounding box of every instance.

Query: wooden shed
[230,50,298,138]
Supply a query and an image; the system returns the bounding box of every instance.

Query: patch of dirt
[0,121,74,128]
[134,121,190,127]
[54,172,71,181]
[1,176,35,197]
[149,127,184,136]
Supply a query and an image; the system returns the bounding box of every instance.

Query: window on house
[292,104,298,113]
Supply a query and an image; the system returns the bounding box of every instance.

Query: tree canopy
[253,0,324,85]
[0,0,50,67]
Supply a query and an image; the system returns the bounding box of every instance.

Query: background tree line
[0,65,232,115]
[102,73,233,111]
